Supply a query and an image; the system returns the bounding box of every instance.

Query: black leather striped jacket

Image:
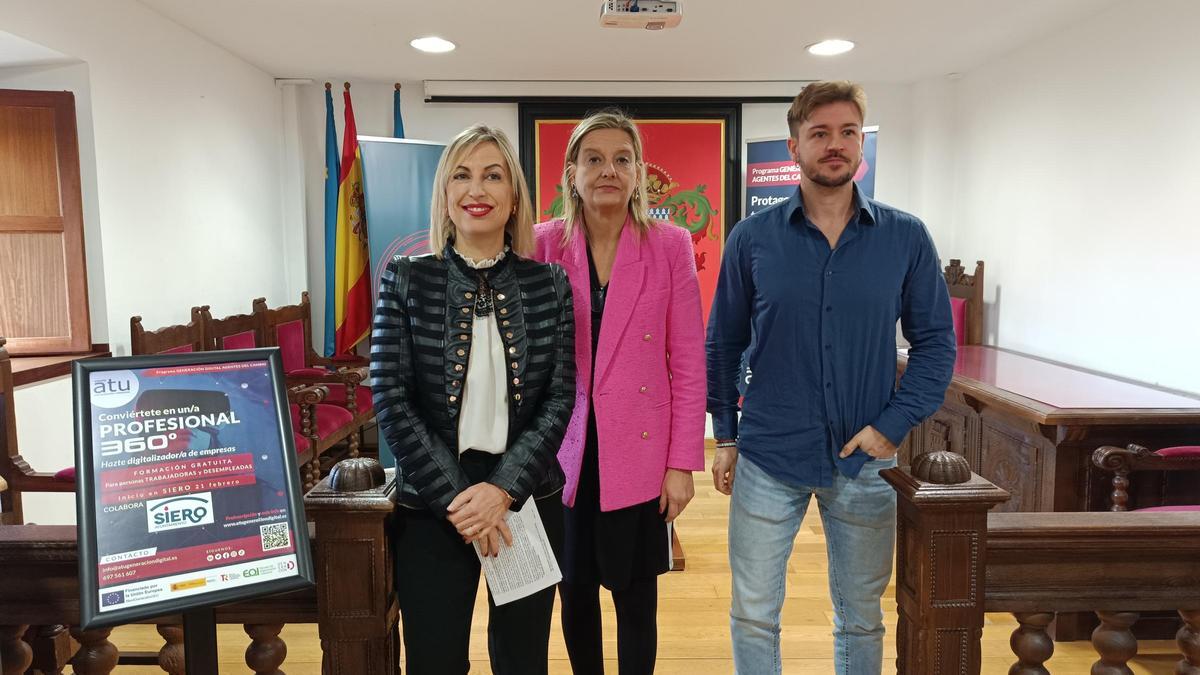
[369,243,574,516]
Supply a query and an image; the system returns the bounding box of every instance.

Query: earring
[570,184,578,199]
[633,186,641,200]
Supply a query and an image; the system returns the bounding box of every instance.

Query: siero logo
[90,370,140,408]
[146,492,215,533]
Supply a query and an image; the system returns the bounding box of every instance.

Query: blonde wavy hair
[559,109,653,245]
[430,124,534,257]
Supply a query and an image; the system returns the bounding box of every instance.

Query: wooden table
[899,345,1200,513]
[898,346,1200,640]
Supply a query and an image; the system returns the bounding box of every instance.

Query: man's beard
[799,154,858,188]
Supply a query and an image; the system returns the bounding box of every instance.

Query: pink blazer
[534,217,706,511]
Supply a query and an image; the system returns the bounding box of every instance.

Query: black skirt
[561,405,669,591]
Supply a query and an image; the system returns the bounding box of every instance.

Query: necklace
[474,274,495,318]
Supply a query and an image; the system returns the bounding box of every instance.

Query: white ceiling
[0,29,74,68]
[137,0,1119,84]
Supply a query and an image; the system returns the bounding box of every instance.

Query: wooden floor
[110,449,1183,673]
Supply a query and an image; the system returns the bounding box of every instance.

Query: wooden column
[155,623,184,675]
[883,451,1009,675]
[1178,609,1200,675]
[0,624,32,674]
[304,458,399,675]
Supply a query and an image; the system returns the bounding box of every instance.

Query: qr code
[260,523,291,551]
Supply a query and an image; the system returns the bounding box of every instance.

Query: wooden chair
[1093,443,1200,512]
[0,339,75,524]
[130,307,210,355]
[253,294,374,441]
[944,259,984,346]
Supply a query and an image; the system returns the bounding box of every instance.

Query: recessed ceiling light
[410,36,456,53]
[806,39,855,56]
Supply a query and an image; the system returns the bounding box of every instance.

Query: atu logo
[146,492,215,533]
[90,370,140,409]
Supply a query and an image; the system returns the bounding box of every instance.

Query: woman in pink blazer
[534,110,706,675]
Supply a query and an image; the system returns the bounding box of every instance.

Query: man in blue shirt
[706,81,955,675]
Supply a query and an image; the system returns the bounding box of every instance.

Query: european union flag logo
[101,590,125,607]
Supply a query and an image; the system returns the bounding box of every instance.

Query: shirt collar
[787,183,877,228]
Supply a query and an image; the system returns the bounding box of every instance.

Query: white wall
[909,0,1200,393]
[5,0,290,524]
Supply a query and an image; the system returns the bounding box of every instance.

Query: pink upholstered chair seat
[293,433,311,455]
[1155,445,1200,458]
[950,297,967,347]
[290,403,353,440]
[1135,505,1200,512]
[54,466,76,482]
[321,384,372,412]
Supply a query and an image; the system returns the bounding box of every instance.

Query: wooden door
[0,88,90,355]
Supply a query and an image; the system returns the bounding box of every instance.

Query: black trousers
[559,577,659,675]
[393,451,565,675]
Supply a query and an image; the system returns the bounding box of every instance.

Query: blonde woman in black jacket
[370,124,575,675]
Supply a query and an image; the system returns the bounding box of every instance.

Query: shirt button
[497,293,506,300]
[643,333,651,341]
[461,307,469,314]
[513,377,520,385]
[452,380,460,387]
[465,292,473,300]
[641,431,649,439]
[825,271,833,277]
[500,308,508,315]
[454,364,464,372]
[505,332,514,339]
[639,386,647,393]
[460,322,469,329]
[449,395,457,403]
[514,393,522,401]
[825,382,831,389]
[825,306,832,312]
[509,346,517,354]
[460,334,469,341]
[511,361,518,369]
[502,320,510,326]
[456,349,465,356]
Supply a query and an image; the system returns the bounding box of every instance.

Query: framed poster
[520,100,740,327]
[73,349,314,629]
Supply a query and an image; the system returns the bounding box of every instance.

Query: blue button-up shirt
[706,186,955,486]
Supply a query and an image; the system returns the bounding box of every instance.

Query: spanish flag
[333,83,371,354]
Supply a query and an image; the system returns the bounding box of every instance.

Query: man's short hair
[787,81,868,137]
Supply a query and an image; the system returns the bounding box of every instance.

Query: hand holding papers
[473,498,561,606]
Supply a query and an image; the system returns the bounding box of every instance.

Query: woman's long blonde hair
[559,109,653,245]
[430,124,534,257]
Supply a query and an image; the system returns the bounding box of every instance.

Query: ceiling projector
[599,0,682,30]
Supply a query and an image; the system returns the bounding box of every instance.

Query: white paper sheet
[474,497,562,606]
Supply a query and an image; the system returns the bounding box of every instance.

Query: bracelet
[715,439,738,448]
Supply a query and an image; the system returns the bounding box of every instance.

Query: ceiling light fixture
[410,36,456,53]
[806,39,855,56]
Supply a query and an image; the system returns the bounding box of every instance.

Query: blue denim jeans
[729,454,896,675]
